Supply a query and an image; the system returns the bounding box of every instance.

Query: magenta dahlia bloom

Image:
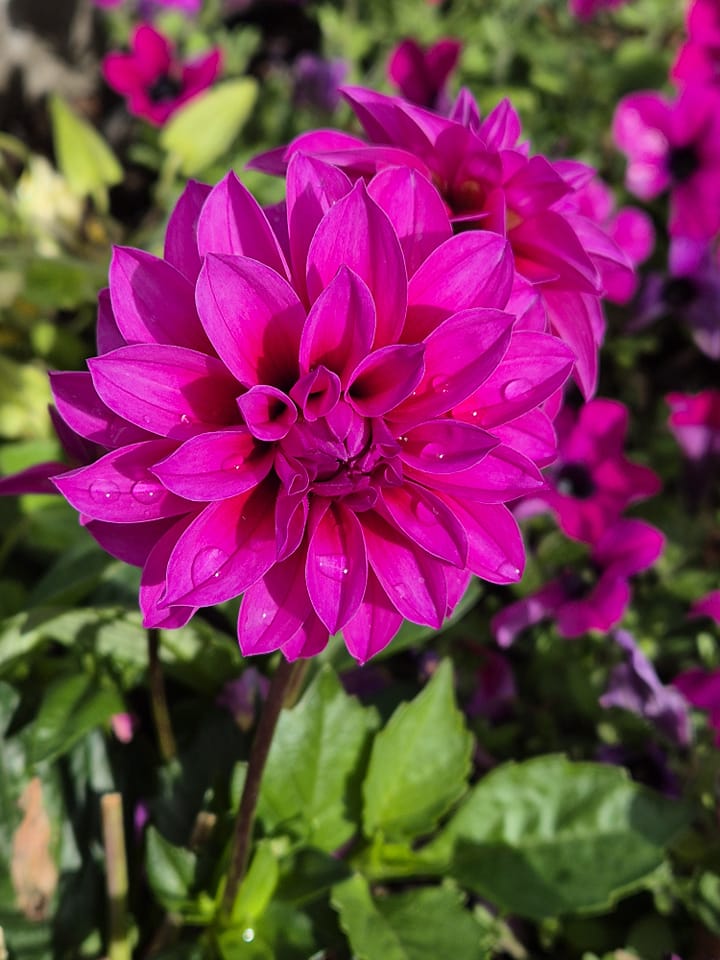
[666,390,720,460]
[673,668,720,745]
[613,87,720,240]
[250,87,634,397]
[43,159,574,663]
[387,38,462,113]
[535,398,661,543]
[492,518,665,644]
[102,24,222,126]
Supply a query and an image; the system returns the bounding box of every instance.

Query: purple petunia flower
[537,398,661,543]
[596,743,681,797]
[673,667,720,745]
[35,160,575,663]
[387,38,462,114]
[102,24,222,126]
[465,649,516,720]
[613,87,720,241]
[600,630,691,746]
[292,54,348,113]
[666,390,720,460]
[691,590,720,624]
[249,87,635,398]
[492,518,665,644]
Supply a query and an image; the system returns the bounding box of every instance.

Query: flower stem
[147,628,177,764]
[221,656,301,918]
[101,792,131,960]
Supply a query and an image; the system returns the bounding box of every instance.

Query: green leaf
[29,671,124,764]
[332,874,490,960]
[258,666,378,851]
[145,827,198,913]
[159,79,258,175]
[436,755,690,919]
[229,839,279,926]
[362,660,473,840]
[48,96,122,212]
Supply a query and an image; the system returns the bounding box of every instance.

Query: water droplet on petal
[501,379,532,400]
[316,554,350,582]
[190,546,228,586]
[89,479,121,503]
[471,410,478,418]
[430,375,450,394]
[179,413,191,425]
[242,929,255,943]
[131,480,158,504]
[496,561,521,581]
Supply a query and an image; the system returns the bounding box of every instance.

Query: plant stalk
[101,792,131,960]
[147,628,177,763]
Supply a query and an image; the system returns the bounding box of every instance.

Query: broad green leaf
[159,619,243,693]
[437,755,690,919]
[48,96,122,212]
[145,826,197,913]
[275,847,351,906]
[159,79,258,176]
[29,672,124,764]
[258,666,379,851]
[362,660,473,840]
[332,874,490,960]
[229,839,279,926]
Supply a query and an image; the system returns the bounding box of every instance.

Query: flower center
[147,74,183,103]
[661,275,699,309]
[555,462,596,499]
[560,565,597,600]
[667,144,700,183]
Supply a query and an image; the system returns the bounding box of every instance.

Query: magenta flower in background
[600,630,691,745]
[102,24,222,125]
[673,668,720,745]
[536,398,661,543]
[666,390,720,460]
[691,590,720,624]
[492,518,665,644]
[292,54,348,113]
[43,159,575,663]
[613,87,720,240]
[250,86,636,397]
[466,649,516,720]
[387,38,462,113]
[568,0,629,20]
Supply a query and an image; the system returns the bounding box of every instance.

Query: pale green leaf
[49,96,122,212]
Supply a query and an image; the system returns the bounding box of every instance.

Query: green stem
[221,657,302,918]
[101,792,131,960]
[147,628,177,764]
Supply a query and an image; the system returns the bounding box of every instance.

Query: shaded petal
[343,567,403,664]
[96,288,126,354]
[162,481,277,606]
[544,291,603,399]
[237,385,297,440]
[361,509,447,628]
[299,266,376,384]
[238,547,313,656]
[347,343,425,417]
[50,371,153,448]
[510,211,599,292]
[306,180,407,347]
[53,439,190,523]
[290,366,341,421]
[0,462,66,496]
[491,409,558,467]
[405,232,513,340]
[593,519,664,577]
[196,254,304,388]
[196,171,289,276]
[556,575,630,638]
[281,609,330,660]
[84,516,179,567]
[306,501,367,632]
[181,48,223,97]
[398,419,497,473]
[164,179,212,282]
[381,482,468,566]
[152,428,273,500]
[131,24,172,80]
[140,514,197,630]
[441,498,524,583]
[89,344,240,438]
[406,443,544,502]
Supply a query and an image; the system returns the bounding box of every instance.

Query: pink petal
[510,211,599,292]
[102,54,144,95]
[85,516,180,566]
[89,344,241,438]
[556,575,630,638]
[196,171,289,277]
[407,443,544,502]
[381,482,468,566]
[162,482,277,606]
[181,47,223,97]
[306,180,407,348]
[442,498,524,583]
[544,291,602,399]
[281,610,330,661]
[405,232,513,340]
[367,167,452,276]
[247,129,367,176]
[53,439,191,523]
[196,254,304,388]
[361,509,448,628]
[140,515,197,630]
[492,582,567,647]
[691,591,720,625]
[96,288,126,354]
[306,501,367,632]
[152,428,273,500]
[238,547,314,656]
[0,462,67,496]
[342,568,403,664]
[290,366,341,421]
[131,24,172,80]
[347,343,425,417]
[491,409,558,467]
[390,307,514,425]
[299,266,376,384]
[237,385,297,440]
[398,419,497,473]
[593,519,664,577]
[50,371,153,448]
[164,179,212,282]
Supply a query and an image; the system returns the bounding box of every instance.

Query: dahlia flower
[492,518,664,643]
[102,24,222,126]
[387,38,462,113]
[44,159,574,662]
[250,86,635,397]
[613,87,720,240]
[538,398,661,543]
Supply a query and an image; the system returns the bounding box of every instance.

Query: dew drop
[437,452,444,460]
[501,378,532,400]
[131,480,159,504]
[496,560,521,581]
[317,554,350,582]
[471,410,478,418]
[430,375,450,394]
[179,413,191,425]
[89,479,121,503]
[190,546,228,586]
[222,455,245,472]
[242,929,255,943]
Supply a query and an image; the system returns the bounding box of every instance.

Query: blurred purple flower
[539,398,660,543]
[673,668,720,745]
[613,86,720,240]
[568,0,629,20]
[596,743,681,796]
[216,668,269,730]
[387,38,462,114]
[102,24,222,126]
[600,630,691,745]
[292,54,348,113]
[666,390,720,460]
[492,518,665,644]
[691,590,720,625]
[466,649,516,720]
